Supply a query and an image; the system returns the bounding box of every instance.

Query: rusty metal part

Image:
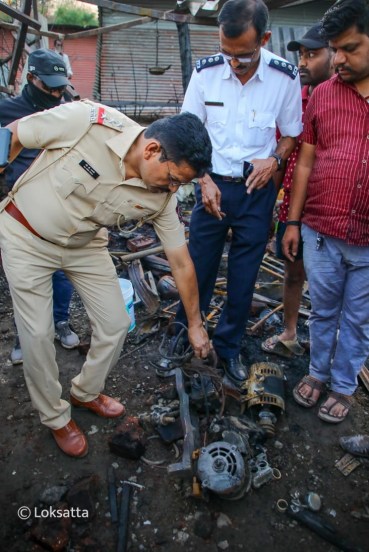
[142,254,171,273]
[127,259,159,315]
[127,236,156,252]
[335,453,362,476]
[167,368,199,478]
[157,275,179,300]
[220,363,284,419]
[243,362,285,411]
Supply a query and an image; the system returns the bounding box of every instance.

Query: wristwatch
[270,153,283,171]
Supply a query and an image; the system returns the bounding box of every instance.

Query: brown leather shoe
[51,420,88,458]
[70,393,125,418]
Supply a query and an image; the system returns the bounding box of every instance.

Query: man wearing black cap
[261,23,334,359]
[0,48,80,364]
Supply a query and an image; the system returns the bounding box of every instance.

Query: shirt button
[363,159,367,164]
[358,184,362,188]
[352,209,356,214]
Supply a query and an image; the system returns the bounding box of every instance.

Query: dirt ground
[1,254,369,552]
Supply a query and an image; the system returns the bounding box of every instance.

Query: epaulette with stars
[196,55,224,73]
[269,58,298,80]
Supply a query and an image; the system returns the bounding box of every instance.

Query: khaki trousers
[0,211,130,429]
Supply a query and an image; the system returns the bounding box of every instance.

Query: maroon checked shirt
[301,74,369,246]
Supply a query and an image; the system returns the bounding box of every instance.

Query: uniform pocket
[54,152,100,198]
[248,111,276,147]
[206,105,228,127]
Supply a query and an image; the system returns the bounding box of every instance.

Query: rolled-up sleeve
[152,194,186,249]
[276,75,303,137]
[181,69,207,122]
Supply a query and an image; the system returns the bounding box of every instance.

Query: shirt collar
[105,125,147,188]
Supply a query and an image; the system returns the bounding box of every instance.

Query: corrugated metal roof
[98,3,333,116]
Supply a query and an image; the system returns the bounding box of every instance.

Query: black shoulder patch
[196,55,224,73]
[269,58,298,80]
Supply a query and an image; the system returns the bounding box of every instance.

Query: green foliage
[53,1,98,27]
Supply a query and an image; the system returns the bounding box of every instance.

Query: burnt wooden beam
[176,22,193,94]
[8,0,34,87]
[79,0,217,26]
[0,1,41,30]
[0,21,67,40]
[64,15,152,38]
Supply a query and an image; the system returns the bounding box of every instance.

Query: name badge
[205,101,224,107]
[79,160,100,180]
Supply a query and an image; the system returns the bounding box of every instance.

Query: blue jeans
[302,223,369,395]
[53,270,74,324]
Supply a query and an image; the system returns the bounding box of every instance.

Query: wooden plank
[0,21,61,39]
[8,0,33,87]
[80,0,218,26]
[64,16,153,39]
[0,1,41,30]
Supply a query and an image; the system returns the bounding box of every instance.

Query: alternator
[196,441,250,499]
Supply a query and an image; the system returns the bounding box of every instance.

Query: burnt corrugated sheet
[99,10,220,117]
[98,3,331,117]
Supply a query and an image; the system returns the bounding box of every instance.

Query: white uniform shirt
[182,48,303,178]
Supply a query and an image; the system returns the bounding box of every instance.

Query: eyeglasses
[33,75,67,95]
[166,161,181,188]
[161,147,182,188]
[220,45,259,64]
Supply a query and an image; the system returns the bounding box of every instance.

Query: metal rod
[117,483,132,552]
[259,265,284,279]
[107,467,118,524]
[249,303,284,333]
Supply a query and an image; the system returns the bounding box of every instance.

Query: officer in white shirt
[174,0,302,383]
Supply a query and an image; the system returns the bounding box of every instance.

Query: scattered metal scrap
[106,218,309,502]
[134,323,285,500]
[127,259,159,315]
[335,453,362,476]
[278,493,364,552]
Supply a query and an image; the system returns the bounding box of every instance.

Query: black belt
[210,172,245,183]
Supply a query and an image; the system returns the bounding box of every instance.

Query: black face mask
[26,81,63,110]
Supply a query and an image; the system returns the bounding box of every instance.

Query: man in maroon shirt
[262,24,334,358]
[284,0,369,423]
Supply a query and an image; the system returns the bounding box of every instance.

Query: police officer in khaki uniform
[0,101,212,458]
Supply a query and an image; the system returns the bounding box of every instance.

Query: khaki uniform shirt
[1,100,185,249]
